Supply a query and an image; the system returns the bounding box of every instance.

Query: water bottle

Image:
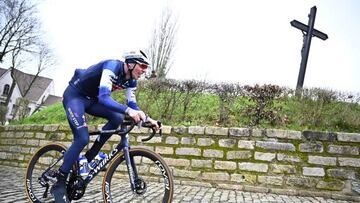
[78,155,89,177]
[89,152,107,170]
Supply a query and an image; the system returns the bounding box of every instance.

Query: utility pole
[291,6,328,95]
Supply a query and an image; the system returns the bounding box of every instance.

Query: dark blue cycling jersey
[69,59,140,113]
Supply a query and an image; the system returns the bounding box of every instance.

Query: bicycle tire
[24,143,67,203]
[102,148,174,203]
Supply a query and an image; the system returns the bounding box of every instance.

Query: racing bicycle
[24,120,174,203]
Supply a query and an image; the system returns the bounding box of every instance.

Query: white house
[0,67,62,121]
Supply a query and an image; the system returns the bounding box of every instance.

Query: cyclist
[51,50,159,203]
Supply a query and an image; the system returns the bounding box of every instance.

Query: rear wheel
[102,148,174,203]
[24,143,67,203]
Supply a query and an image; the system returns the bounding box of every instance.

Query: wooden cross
[291,6,328,93]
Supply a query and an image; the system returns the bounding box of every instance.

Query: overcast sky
[33,0,360,96]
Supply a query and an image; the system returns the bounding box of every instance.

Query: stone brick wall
[1,124,360,201]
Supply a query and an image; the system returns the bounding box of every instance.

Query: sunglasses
[137,64,149,69]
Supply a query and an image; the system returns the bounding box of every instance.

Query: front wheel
[102,148,174,203]
[24,143,67,203]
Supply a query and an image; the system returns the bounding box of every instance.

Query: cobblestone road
[1,165,358,203]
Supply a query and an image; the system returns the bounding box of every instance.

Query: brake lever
[137,120,143,129]
[140,121,162,142]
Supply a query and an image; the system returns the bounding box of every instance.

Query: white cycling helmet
[123,50,150,66]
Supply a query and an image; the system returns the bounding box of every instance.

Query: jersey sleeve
[98,60,128,113]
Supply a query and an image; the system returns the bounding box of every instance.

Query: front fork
[122,133,139,192]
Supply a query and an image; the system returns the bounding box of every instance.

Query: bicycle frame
[40,120,160,197]
[83,132,139,191]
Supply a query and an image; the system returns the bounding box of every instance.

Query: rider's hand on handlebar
[146,117,160,132]
[126,108,146,123]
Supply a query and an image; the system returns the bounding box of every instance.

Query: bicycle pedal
[44,171,57,183]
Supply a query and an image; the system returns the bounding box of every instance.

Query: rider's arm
[97,60,128,113]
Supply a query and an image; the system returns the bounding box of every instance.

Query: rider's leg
[60,97,90,174]
[51,86,91,203]
[84,103,125,162]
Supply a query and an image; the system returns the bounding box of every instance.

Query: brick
[338,157,360,167]
[238,140,255,149]
[303,167,325,177]
[131,127,149,134]
[337,132,360,143]
[229,128,250,137]
[39,140,51,146]
[252,128,265,137]
[163,158,190,167]
[230,173,257,184]
[277,153,301,163]
[238,162,268,172]
[202,172,230,181]
[29,124,44,131]
[172,126,188,134]
[181,137,196,145]
[176,148,201,156]
[26,139,40,146]
[131,145,154,151]
[327,168,356,180]
[316,180,345,191]
[161,125,172,134]
[302,131,337,141]
[214,161,237,170]
[205,127,228,136]
[43,124,59,132]
[35,132,47,139]
[258,175,283,186]
[14,132,24,138]
[256,141,295,151]
[299,142,323,153]
[58,125,71,131]
[155,146,174,155]
[188,126,205,135]
[219,139,236,148]
[0,152,6,159]
[192,159,212,168]
[16,139,27,145]
[266,129,302,140]
[271,164,296,174]
[24,132,34,138]
[308,156,336,166]
[254,152,276,162]
[173,168,200,178]
[9,146,22,153]
[48,133,66,141]
[136,136,162,143]
[203,149,223,158]
[227,151,252,160]
[328,145,359,155]
[165,136,179,144]
[197,138,215,146]
[286,176,318,188]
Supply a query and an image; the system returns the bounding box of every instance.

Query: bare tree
[0,0,39,62]
[7,42,56,119]
[147,6,178,79]
[1,0,56,120]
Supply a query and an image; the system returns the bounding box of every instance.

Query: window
[2,84,10,96]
